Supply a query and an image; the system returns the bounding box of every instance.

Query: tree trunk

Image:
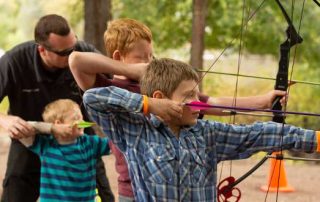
[84,0,112,54]
[190,0,208,90]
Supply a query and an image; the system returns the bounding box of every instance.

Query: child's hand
[51,123,75,138]
[148,98,183,122]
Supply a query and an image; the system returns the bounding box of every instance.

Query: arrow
[74,121,96,128]
[185,101,320,118]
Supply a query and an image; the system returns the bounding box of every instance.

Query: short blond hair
[104,18,152,57]
[42,99,79,123]
[140,58,199,97]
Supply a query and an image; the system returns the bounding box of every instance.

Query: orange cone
[260,152,295,192]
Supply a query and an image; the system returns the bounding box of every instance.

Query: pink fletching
[186,101,212,110]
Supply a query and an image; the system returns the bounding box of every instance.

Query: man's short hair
[34,14,71,45]
[42,99,79,123]
[140,58,199,97]
[104,18,152,57]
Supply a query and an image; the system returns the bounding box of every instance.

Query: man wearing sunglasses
[0,14,114,202]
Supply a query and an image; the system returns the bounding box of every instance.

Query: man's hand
[148,98,183,122]
[0,115,35,139]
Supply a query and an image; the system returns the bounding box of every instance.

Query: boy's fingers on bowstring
[156,101,182,122]
[149,99,183,122]
[168,102,183,118]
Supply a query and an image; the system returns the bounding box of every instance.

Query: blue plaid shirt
[83,86,317,202]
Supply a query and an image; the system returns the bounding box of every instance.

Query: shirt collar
[149,114,163,128]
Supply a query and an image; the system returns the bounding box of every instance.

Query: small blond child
[16,99,110,201]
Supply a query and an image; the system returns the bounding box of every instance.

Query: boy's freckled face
[122,39,153,64]
[170,80,200,126]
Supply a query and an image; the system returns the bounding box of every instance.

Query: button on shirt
[83,86,318,202]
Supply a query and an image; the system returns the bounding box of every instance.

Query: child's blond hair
[104,18,152,57]
[42,99,79,123]
[140,58,199,98]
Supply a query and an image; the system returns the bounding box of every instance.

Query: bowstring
[226,0,250,182]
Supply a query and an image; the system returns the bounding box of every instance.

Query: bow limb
[217,1,305,200]
[272,0,303,123]
[262,1,304,200]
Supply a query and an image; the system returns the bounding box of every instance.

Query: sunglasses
[42,44,75,57]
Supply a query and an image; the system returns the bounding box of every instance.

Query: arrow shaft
[186,103,320,117]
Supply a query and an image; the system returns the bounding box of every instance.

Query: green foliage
[0,0,21,49]
[0,0,83,50]
[112,0,319,130]
[39,0,84,36]
[0,0,319,129]
[112,0,193,51]
[110,0,320,72]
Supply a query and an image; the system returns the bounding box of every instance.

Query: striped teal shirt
[29,134,109,202]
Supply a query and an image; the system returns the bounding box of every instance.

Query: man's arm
[68,52,147,90]
[203,90,287,116]
[0,53,36,139]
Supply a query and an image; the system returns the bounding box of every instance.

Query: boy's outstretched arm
[83,86,183,121]
[203,90,287,116]
[69,52,147,90]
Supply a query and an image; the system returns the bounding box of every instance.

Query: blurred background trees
[0,0,319,129]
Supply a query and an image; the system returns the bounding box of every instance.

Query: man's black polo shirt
[0,41,96,121]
